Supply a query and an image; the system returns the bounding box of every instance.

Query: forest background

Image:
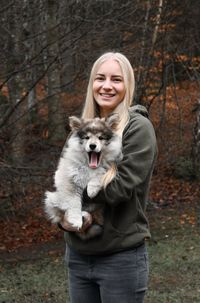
[0,0,200,254]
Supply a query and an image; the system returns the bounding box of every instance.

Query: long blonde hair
[82,52,135,186]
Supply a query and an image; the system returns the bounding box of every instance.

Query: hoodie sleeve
[87,113,157,206]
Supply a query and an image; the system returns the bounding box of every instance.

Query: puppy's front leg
[65,210,83,229]
[87,177,103,198]
[63,195,83,229]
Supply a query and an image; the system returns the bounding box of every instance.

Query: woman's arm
[84,115,157,206]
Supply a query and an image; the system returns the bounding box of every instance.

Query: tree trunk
[192,99,200,178]
[23,0,38,124]
[5,2,27,166]
[46,0,66,144]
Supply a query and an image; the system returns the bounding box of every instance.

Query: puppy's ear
[69,116,82,130]
[106,114,120,130]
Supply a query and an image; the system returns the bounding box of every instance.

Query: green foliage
[174,156,200,180]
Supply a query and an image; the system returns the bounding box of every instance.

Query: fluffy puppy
[44,114,122,240]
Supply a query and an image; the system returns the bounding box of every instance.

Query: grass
[0,204,200,303]
[0,256,69,303]
[146,234,200,302]
[146,203,200,303]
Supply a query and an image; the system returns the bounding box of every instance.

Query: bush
[174,156,200,180]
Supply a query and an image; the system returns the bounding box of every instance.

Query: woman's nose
[102,79,112,89]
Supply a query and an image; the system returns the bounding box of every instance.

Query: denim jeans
[65,243,149,303]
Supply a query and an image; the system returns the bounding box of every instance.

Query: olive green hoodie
[65,105,157,255]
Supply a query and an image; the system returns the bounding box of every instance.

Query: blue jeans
[65,243,149,303]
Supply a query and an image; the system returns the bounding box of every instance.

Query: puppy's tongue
[89,152,98,169]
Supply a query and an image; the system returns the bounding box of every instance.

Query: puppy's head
[69,115,120,169]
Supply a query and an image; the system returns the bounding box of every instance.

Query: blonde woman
[60,52,157,303]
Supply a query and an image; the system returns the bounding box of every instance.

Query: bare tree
[192,100,200,177]
[0,0,199,170]
[44,0,66,144]
[3,2,28,165]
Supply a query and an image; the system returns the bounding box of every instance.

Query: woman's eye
[113,78,121,82]
[95,77,104,81]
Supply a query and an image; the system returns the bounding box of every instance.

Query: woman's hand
[58,211,92,232]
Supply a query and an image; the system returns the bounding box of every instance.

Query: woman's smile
[99,93,116,99]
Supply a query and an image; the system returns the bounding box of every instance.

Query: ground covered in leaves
[0,171,199,255]
[0,202,200,303]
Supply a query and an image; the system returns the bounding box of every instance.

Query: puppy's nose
[89,144,96,150]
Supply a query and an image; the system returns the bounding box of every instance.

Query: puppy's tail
[44,191,62,223]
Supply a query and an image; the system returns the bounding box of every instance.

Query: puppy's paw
[82,211,92,224]
[87,183,101,198]
[66,213,83,230]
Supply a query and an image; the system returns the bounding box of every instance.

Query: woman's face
[93,59,126,117]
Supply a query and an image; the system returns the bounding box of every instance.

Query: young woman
[60,52,157,303]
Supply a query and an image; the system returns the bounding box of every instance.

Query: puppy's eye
[98,136,104,140]
[84,136,90,140]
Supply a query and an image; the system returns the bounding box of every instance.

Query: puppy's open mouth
[88,152,101,169]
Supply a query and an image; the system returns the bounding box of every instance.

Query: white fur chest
[70,165,90,189]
